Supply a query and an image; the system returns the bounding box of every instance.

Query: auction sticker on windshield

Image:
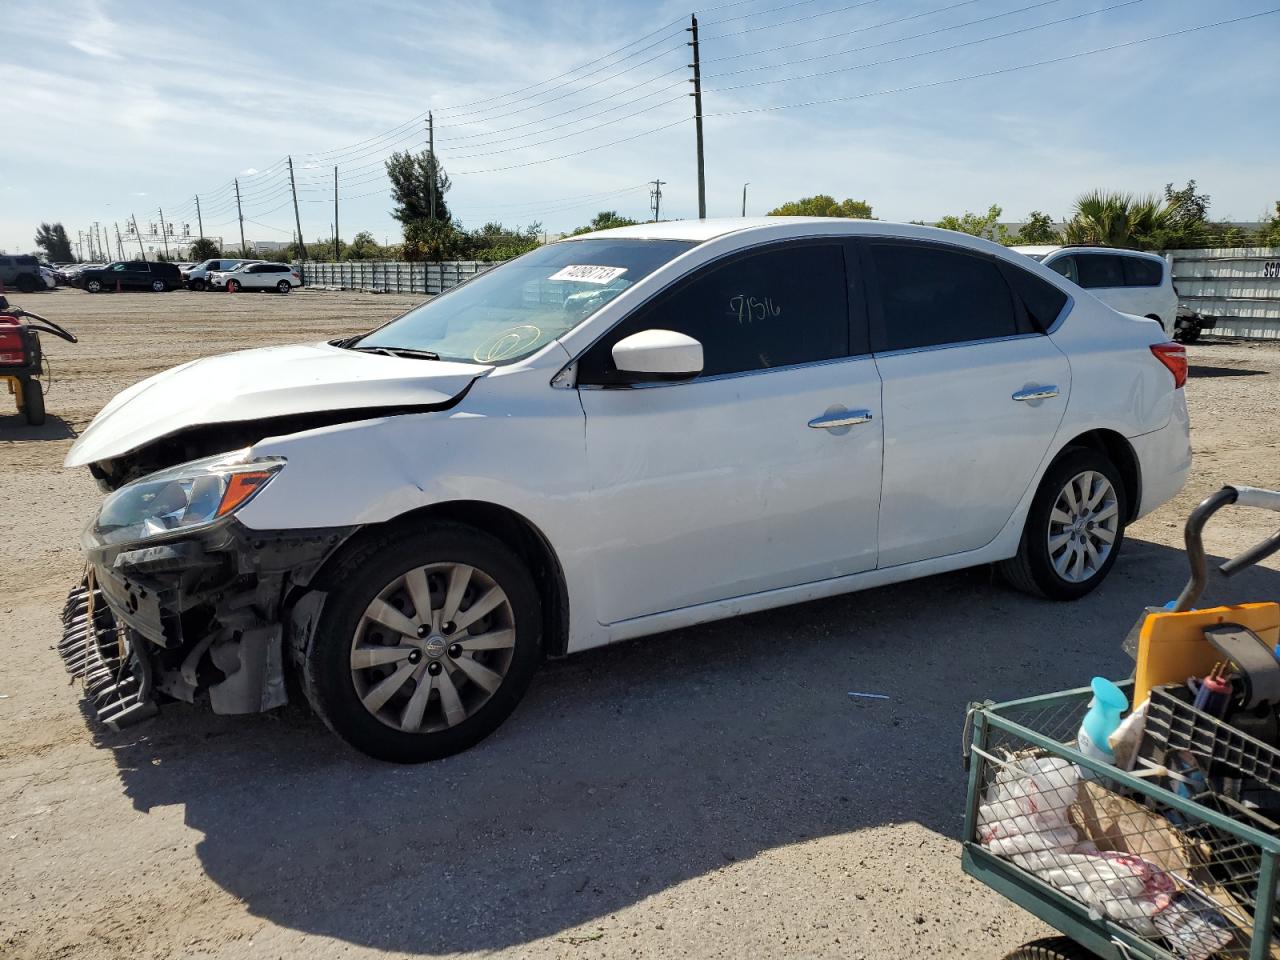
[548,265,628,284]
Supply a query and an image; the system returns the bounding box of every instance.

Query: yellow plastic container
[1134,602,1280,705]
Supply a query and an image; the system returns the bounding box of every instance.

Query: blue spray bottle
[1077,677,1128,767]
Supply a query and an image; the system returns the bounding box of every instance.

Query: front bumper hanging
[58,572,158,730]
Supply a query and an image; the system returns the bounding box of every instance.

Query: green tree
[1013,211,1060,245]
[187,237,221,261]
[767,195,873,218]
[34,222,74,261]
[1063,191,1168,249]
[1143,180,1211,249]
[570,210,639,235]
[386,149,451,227]
[347,231,382,260]
[935,204,1008,243]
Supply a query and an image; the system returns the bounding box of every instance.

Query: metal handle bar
[1174,485,1280,611]
[5,307,78,343]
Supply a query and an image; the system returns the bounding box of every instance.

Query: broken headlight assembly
[93,450,285,546]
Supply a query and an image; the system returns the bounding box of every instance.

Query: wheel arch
[312,500,570,657]
[1051,428,1141,521]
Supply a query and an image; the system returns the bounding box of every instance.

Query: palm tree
[1063,191,1169,248]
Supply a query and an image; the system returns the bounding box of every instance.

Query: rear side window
[1003,265,1069,331]
[868,243,1017,352]
[579,242,851,382]
[1046,255,1077,283]
[1075,254,1125,289]
[1122,255,1163,287]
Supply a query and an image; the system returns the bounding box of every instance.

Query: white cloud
[241,168,259,175]
[68,38,122,59]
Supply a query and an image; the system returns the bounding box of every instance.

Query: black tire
[999,446,1128,601]
[276,280,291,294]
[226,279,240,293]
[85,278,103,293]
[151,278,168,292]
[301,522,542,763]
[23,380,46,426]
[1176,326,1201,344]
[1003,937,1100,960]
[16,273,37,293]
[188,278,206,292]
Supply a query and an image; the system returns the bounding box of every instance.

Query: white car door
[866,240,1071,568]
[575,241,883,625]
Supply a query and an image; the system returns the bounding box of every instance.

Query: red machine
[0,295,77,426]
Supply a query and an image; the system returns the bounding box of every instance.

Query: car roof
[1012,244,1166,263]
[566,216,1027,251]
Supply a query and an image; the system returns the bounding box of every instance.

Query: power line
[705,0,1147,93]
[702,0,891,40]
[704,7,1280,117]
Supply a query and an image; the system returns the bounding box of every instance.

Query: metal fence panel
[299,260,497,296]
[1168,247,1280,339]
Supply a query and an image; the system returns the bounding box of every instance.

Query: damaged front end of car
[59,447,354,729]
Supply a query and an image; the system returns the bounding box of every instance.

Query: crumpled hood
[66,341,490,468]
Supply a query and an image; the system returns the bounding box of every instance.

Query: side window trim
[574,237,863,387]
[862,238,1023,355]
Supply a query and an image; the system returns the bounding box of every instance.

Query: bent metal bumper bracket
[58,571,158,730]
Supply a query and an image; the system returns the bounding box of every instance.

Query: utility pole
[93,222,103,261]
[114,222,125,260]
[158,207,171,259]
[130,214,146,259]
[76,231,84,260]
[741,182,749,217]
[333,166,340,261]
[650,179,665,221]
[427,112,436,222]
[688,14,706,220]
[287,156,306,282]
[234,178,247,257]
[195,195,204,241]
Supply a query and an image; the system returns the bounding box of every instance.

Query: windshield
[356,238,696,364]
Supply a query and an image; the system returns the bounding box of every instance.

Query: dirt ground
[2,287,1278,960]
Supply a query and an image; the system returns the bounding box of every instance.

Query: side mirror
[611,329,703,382]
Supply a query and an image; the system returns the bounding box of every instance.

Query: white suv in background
[185,258,259,291]
[1011,246,1177,336]
[210,262,301,293]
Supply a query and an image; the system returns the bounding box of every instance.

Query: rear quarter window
[1121,256,1164,287]
[1002,264,1069,331]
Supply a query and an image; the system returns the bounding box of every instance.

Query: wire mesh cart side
[962,683,1280,960]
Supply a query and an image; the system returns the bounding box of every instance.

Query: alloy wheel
[1047,470,1119,583]
[349,562,517,733]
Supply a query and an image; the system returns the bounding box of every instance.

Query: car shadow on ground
[0,413,77,439]
[85,538,1280,954]
[1188,365,1268,379]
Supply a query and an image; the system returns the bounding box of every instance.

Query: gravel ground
[2,287,1278,960]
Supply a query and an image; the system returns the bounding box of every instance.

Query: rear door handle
[1012,386,1059,402]
[808,409,874,429]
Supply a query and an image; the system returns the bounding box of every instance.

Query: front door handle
[1012,385,1059,402]
[808,409,874,429]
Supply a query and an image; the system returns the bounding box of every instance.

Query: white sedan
[62,218,1190,761]
[210,261,301,293]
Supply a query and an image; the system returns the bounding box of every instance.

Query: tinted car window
[1003,264,1069,331]
[1122,255,1163,287]
[1075,254,1125,289]
[579,242,850,383]
[868,243,1017,352]
[1046,255,1077,283]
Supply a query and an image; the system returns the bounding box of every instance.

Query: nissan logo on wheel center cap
[424,636,448,659]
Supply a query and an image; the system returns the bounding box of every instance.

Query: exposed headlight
[94,450,285,546]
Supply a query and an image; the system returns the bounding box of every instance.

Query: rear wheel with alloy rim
[999,447,1127,600]
[276,280,291,294]
[151,279,167,292]
[302,523,541,762]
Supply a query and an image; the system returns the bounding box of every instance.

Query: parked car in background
[39,265,57,289]
[76,260,183,293]
[63,217,1190,762]
[0,255,46,293]
[209,261,300,293]
[185,258,258,291]
[1011,246,1177,335]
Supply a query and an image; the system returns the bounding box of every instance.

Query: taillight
[1150,342,1187,389]
[0,328,25,365]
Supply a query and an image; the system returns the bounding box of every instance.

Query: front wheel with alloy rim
[301,523,542,762]
[226,279,241,293]
[85,278,103,293]
[999,447,1128,600]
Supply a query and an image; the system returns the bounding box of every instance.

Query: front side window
[358,238,695,365]
[1122,255,1163,287]
[1075,254,1125,289]
[577,242,850,384]
[868,242,1017,352]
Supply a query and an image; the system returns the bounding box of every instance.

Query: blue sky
[3,0,1278,255]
